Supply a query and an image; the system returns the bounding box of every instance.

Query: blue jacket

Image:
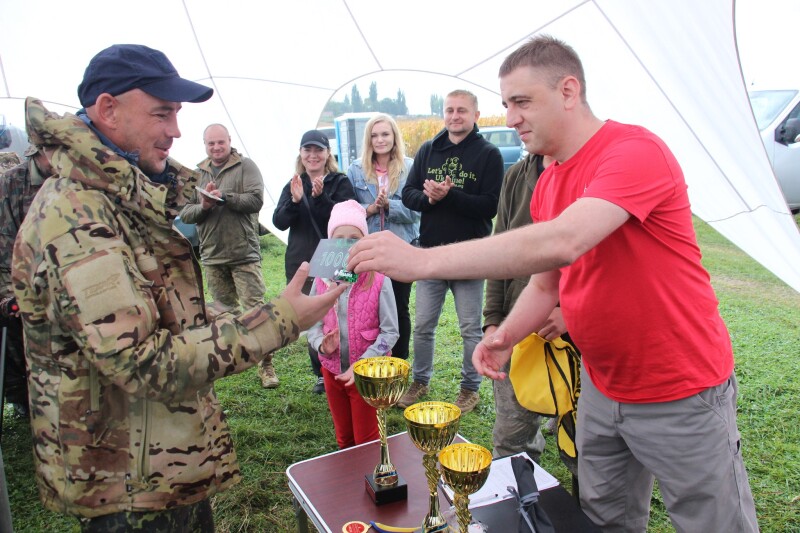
[347,157,420,243]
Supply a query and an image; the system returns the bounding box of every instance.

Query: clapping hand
[290,174,304,203]
[423,176,452,204]
[311,176,324,198]
[375,187,389,210]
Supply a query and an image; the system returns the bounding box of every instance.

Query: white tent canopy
[2,0,799,292]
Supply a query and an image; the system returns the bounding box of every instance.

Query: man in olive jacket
[482,153,570,461]
[483,154,545,460]
[180,124,278,388]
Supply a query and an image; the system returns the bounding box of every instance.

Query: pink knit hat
[328,199,369,238]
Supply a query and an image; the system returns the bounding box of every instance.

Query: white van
[748,89,800,212]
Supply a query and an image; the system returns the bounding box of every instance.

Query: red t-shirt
[531,121,733,403]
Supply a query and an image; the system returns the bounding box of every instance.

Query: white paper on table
[441,452,560,509]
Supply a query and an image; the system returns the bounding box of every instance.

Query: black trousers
[390,279,413,359]
[297,277,322,377]
[2,317,28,406]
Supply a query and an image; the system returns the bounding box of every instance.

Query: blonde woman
[346,114,419,359]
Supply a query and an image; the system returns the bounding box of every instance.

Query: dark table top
[287,432,598,532]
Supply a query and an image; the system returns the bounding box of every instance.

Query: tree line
[323,82,445,117]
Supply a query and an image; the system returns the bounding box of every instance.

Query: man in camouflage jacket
[0,143,52,417]
[12,45,344,528]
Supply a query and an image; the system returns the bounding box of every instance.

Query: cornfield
[398,114,507,157]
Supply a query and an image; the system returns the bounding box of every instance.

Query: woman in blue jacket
[347,114,419,359]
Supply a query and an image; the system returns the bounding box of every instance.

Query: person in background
[347,113,418,360]
[0,152,21,173]
[0,142,52,419]
[306,200,398,449]
[272,130,356,394]
[347,35,758,532]
[397,90,504,414]
[483,152,561,461]
[180,124,276,389]
[12,44,344,531]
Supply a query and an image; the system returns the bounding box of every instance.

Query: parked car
[748,88,800,213]
[479,126,525,173]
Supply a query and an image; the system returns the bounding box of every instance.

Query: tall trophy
[404,401,461,532]
[439,443,493,533]
[352,356,411,505]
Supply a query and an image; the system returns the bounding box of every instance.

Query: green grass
[4,217,800,532]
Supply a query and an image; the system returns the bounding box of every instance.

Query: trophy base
[365,473,408,505]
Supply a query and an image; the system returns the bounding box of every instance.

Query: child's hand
[321,329,339,355]
[336,366,355,387]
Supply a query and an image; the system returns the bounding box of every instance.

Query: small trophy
[352,357,411,505]
[404,401,461,533]
[439,443,493,533]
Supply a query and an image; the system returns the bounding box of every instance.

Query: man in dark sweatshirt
[399,90,503,413]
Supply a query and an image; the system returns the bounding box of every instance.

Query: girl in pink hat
[306,199,399,449]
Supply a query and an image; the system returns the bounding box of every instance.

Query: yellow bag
[509,333,581,474]
[509,333,580,416]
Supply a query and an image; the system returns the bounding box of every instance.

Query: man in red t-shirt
[347,36,758,532]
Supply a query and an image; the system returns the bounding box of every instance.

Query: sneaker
[311,376,325,395]
[396,381,429,409]
[454,389,479,414]
[259,361,279,389]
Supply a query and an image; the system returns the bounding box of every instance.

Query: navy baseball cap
[77,44,213,107]
[300,130,330,149]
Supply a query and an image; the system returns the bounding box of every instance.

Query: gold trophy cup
[352,357,411,505]
[404,401,462,532]
[439,443,493,533]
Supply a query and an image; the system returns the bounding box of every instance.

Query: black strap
[301,192,323,240]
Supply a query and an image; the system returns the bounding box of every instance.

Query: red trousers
[322,367,379,449]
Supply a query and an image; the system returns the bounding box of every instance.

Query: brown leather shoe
[454,388,479,414]
[396,381,429,409]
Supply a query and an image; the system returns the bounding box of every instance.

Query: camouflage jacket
[12,98,300,518]
[179,149,264,266]
[0,157,45,298]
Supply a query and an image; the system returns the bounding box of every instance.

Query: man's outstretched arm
[347,196,630,282]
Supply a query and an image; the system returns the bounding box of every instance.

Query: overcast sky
[1,0,797,131]
[3,0,798,123]
[329,0,799,117]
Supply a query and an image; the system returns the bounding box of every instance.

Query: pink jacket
[316,273,388,374]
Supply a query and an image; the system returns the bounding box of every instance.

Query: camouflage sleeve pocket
[57,244,158,358]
